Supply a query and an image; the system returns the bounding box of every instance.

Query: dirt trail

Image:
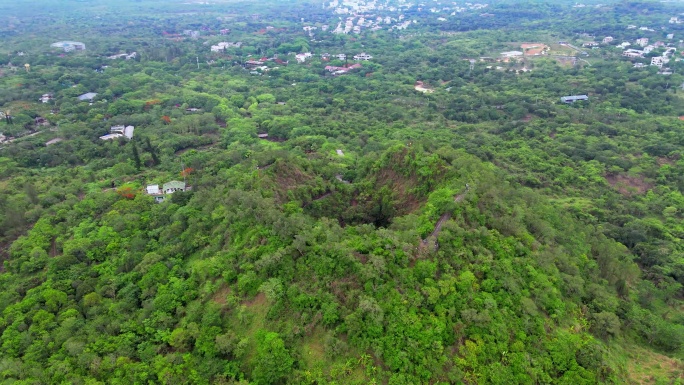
[421,192,467,250]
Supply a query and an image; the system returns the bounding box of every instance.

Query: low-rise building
[35,117,49,127]
[622,49,644,58]
[107,52,137,60]
[501,51,524,58]
[100,125,134,140]
[560,95,589,103]
[51,41,86,52]
[211,41,242,52]
[295,52,313,63]
[636,38,649,47]
[45,138,63,146]
[146,180,187,203]
[77,92,98,101]
[353,52,373,60]
[602,36,614,44]
[39,93,53,103]
[651,56,670,68]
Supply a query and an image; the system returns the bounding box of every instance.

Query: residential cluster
[618,36,677,71]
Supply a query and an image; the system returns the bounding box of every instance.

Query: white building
[602,36,614,44]
[100,125,134,141]
[51,41,86,52]
[107,52,137,60]
[622,49,644,58]
[353,53,373,60]
[636,38,649,47]
[501,51,524,58]
[211,42,242,52]
[295,52,313,63]
[651,56,670,68]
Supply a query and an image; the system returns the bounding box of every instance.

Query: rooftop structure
[108,52,137,60]
[100,125,134,141]
[45,138,63,146]
[295,52,313,63]
[353,53,373,61]
[163,180,186,194]
[77,92,97,101]
[211,42,242,52]
[501,51,523,58]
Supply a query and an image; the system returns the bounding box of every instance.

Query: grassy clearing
[626,344,684,385]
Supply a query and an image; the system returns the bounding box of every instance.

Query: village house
[324,63,362,75]
[582,42,599,48]
[602,36,614,44]
[353,53,373,60]
[39,93,53,103]
[100,125,134,141]
[633,63,646,68]
[244,60,265,68]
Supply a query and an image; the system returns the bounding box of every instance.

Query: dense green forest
[0,0,683,383]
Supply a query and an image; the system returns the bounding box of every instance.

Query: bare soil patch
[605,173,652,196]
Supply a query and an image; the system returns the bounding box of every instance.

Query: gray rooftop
[77,92,98,101]
[560,95,589,103]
